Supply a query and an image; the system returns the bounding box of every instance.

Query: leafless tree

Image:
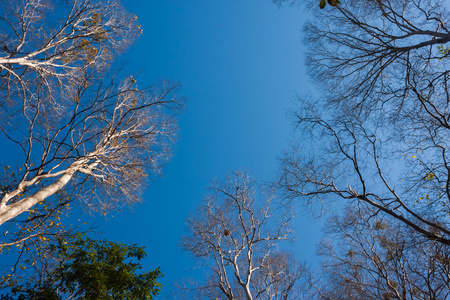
[0,0,140,98]
[279,0,450,246]
[180,172,309,300]
[0,0,184,248]
[276,0,450,296]
[303,0,450,115]
[0,69,183,241]
[314,206,450,299]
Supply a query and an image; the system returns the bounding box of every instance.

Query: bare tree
[279,0,450,247]
[275,0,450,297]
[0,71,183,237]
[180,172,308,300]
[0,0,184,249]
[0,0,139,98]
[303,0,450,115]
[314,206,450,299]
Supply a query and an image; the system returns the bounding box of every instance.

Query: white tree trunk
[0,171,74,225]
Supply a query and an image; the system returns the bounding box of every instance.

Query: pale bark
[180,172,305,299]
[0,72,182,247]
[0,0,140,100]
[0,171,74,225]
[0,159,99,225]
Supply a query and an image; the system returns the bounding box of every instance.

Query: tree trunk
[0,171,74,225]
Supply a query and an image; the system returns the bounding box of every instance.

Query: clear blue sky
[95,1,321,297]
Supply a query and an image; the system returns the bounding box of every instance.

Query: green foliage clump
[320,0,340,9]
[1,234,162,300]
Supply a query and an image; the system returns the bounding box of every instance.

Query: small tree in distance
[180,171,309,300]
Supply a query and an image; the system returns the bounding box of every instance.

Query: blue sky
[95,1,321,297]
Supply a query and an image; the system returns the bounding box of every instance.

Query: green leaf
[320,0,327,9]
[2,234,162,299]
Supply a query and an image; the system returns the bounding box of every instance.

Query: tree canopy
[281,0,450,246]
[1,234,162,299]
[180,172,309,300]
[0,0,184,249]
[0,1,182,295]
[278,0,450,297]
